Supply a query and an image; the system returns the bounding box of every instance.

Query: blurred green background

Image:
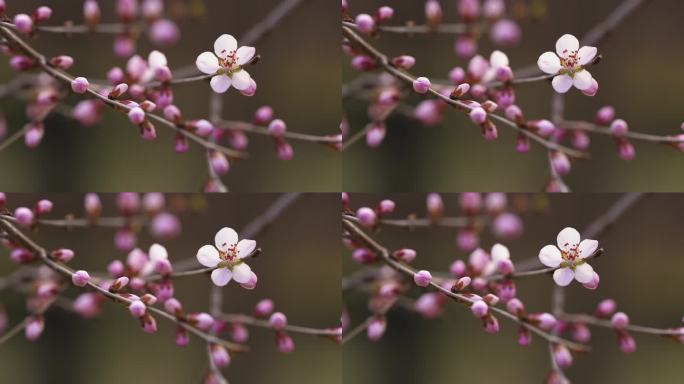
[343,0,684,191]
[343,193,684,383]
[0,0,340,191]
[0,193,341,384]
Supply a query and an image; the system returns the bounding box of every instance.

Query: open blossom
[538,227,599,287]
[537,34,597,94]
[195,34,256,94]
[196,227,256,287]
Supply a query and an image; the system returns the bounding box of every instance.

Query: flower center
[560,243,580,262]
[217,51,242,76]
[559,50,582,73]
[219,244,238,262]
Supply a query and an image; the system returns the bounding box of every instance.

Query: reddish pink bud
[9,56,34,71]
[14,207,34,227]
[377,199,395,215]
[276,332,295,353]
[267,119,287,137]
[367,316,386,341]
[254,299,274,318]
[425,0,443,27]
[25,316,44,341]
[175,327,189,346]
[253,106,274,125]
[13,14,33,34]
[269,312,288,330]
[49,55,74,70]
[611,312,629,329]
[414,270,432,287]
[392,248,416,263]
[72,270,91,287]
[596,299,616,318]
[391,55,416,70]
[471,300,488,318]
[142,314,157,333]
[618,333,636,354]
[552,345,573,368]
[33,6,52,23]
[412,77,431,94]
[355,14,375,34]
[107,259,124,277]
[426,193,444,219]
[210,344,231,367]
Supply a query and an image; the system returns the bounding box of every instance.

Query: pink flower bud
[69,77,89,94]
[610,119,629,136]
[269,312,288,330]
[490,19,521,46]
[412,77,431,94]
[471,300,488,318]
[352,248,376,264]
[193,313,215,331]
[536,313,557,330]
[209,151,230,175]
[355,14,375,34]
[595,106,615,125]
[375,6,394,22]
[189,119,213,137]
[582,271,600,290]
[239,271,258,290]
[127,107,145,124]
[469,107,487,124]
[413,270,432,287]
[254,299,274,318]
[392,248,416,263]
[72,270,90,287]
[24,122,44,148]
[457,228,478,251]
[149,212,181,239]
[529,119,555,137]
[267,119,287,137]
[33,199,53,215]
[426,193,444,218]
[276,332,295,353]
[425,0,443,26]
[230,323,249,343]
[454,276,471,291]
[551,151,571,176]
[460,192,482,214]
[449,67,466,84]
[572,323,591,343]
[111,276,130,291]
[596,299,616,318]
[611,312,629,329]
[617,140,635,161]
[49,55,74,70]
[9,56,34,71]
[553,345,573,368]
[13,14,33,34]
[49,248,74,263]
[391,55,416,70]
[83,0,101,26]
[581,78,599,96]
[129,300,146,317]
[367,316,386,341]
[33,6,53,23]
[14,207,34,227]
[518,326,532,346]
[377,199,395,214]
[493,213,523,239]
[107,259,124,277]
[73,293,101,319]
[366,123,385,147]
[458,0,481,21]
[10,248,34,264]
[116,0,138,22]
[254,106,274,125]
[356,207,377,227]
[148,19,180,46]
[210,344,231,367]
[175,327,189,346]
[142,314,157,333]
[618,333,636,354]
[25,316,44,341]
[506,298,525,316]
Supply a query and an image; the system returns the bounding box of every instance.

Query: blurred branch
[220,121,341,145]
[342,218,590,352]
[561,120,684,145]
[341,23,589,159]
[219,313,341,337]
[0,217,248,352]
[559,313,684,337]
[0,25,247,159]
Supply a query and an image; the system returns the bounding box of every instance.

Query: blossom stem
[561,120,684,144]
[219,314,341,337]
[220,121,341,145]
[0,217,248,352]
[559,313,684,336]
[0,21,141,35]
[345,22,476,35]
[342,218,590,352]
[0,25,247,159]
[341,24,589,159]
[342,213,487,228]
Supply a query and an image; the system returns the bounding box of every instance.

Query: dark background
[343,0,684,191]
[0,193,341,384]
[343,193,684,383]
[0,0,340,191]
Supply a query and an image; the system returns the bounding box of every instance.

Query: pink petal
[236,46,256,65]
[578,239,598,258]
[556,227,580,252]
[214,34,237,59]
[211,268,232,286]
[210,75,231,94]
[197,244,220,267]
[237,239,256,258]
[578,46,597,65]
[539,245,562,267]
[573,263,594,284]
[551,74,573,93]
[490,243,510,262]
[572,70,593,90]
[196,52,219,74]
[214,227,238,252]
[232,263,252,284]
[553,267,574,286]
[555,34,579,57]
[231,70,251,91]
[537,51,561,74]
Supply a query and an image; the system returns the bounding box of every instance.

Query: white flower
[141,50,168,83]
[140,243,168,276]
[481,50,510,84]
[196,227,256,287]
[538,227,599,287]
[481,243,511,276]
[537,34,597,94]
[195,34,256,94]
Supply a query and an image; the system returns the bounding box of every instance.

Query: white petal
[553,267,574,287]
[537,52,561,75]
[572,70,593,90]
[211,268,232,286]
[148,50,167,69]
[231,70,251,91]
[490,243,510,262]
[236,46,256,65]
[149,243,168,262]
[539,245,563,267]
[215,227,238,252]
[557,227,581,251]
[578,46,597,65]
[196,52,219,74]
[236,239,256,258]
[489,50,509,68]
[552,74,573,93]
[197,244,220,267]
[232,263,252,284]
[214,34,237,58]
[556,34,579,57]
[578,239,598,258]
[210,75,232,93]
[574,263,594,283]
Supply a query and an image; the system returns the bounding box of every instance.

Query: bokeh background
[343,193,684,383]
[0,193,341,384]
[343,0,684,191]
[0,0,340,191]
